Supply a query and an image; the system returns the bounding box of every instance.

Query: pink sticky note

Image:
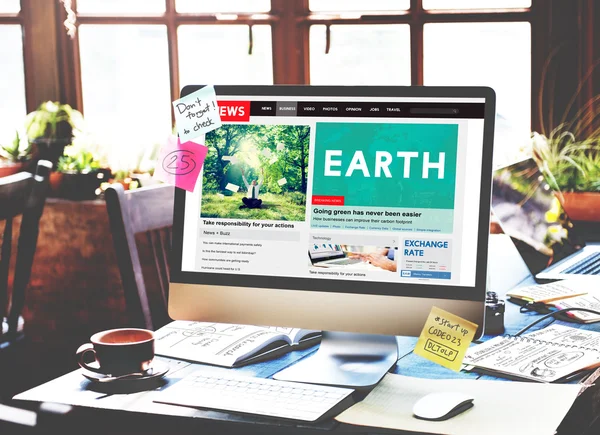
[154,136,208,192]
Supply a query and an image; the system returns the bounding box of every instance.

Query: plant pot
[556,192,600,222]
[49,171,64,195]
[0,161,24,178]
[31,137,72,166]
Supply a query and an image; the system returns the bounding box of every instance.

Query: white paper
[336,373,581,435]
[269,155,278,165]
[222,155,239,165]
[276,142,285,151]
[173,85,222,142]
[225,183,239,192]
[261,148,272,158]
[277,178,287,186]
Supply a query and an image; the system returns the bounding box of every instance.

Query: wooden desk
[12,235,600,435]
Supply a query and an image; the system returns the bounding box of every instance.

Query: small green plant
[532,129,600,193]
[56,144,100,174]
[24,101,83,141]
[0,131,31,163]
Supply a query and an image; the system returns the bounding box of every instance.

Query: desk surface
[13,235,600,435]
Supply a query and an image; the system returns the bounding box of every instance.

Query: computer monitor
[169,86,496,387]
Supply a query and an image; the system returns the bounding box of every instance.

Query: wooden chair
[0,161,52,346]
[105,183,175,331]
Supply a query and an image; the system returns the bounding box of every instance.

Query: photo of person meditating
[200,123,309,221]
[240,168,264,209]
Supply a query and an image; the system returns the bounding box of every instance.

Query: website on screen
[181,95,485,288]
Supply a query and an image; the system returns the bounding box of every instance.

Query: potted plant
[24,101,83,165]
[52,144,107,200]
[0,131,32,178]
[532,128,600,222]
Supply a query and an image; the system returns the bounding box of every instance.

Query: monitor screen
[173,87,491,302]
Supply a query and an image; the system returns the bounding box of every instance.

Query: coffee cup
[76,328,155,376]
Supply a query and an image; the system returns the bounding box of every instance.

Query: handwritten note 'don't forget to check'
[413,306,478,372]
[173,85,222,142]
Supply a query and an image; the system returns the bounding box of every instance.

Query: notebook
[153,321,320,367]
[463,324,600,383]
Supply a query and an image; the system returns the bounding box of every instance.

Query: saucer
[81,361,169,384]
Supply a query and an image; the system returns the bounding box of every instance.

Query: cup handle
[76,343,102,373]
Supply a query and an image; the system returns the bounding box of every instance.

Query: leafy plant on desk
[25,101,83,142]
[531,67,600,222]
[532,130,600,193]
[56,145,100,174]
[24,101,84,165]
[0,131,32,177]
[0,131,31,163]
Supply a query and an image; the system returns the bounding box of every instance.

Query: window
[309,0,410,12]
[71,0,276,169]
[422,0,531,9]
[0,0,20,14]
[176,0,270,13]
[178,25,273,86]
[424,22,531,165]
[304,1,532,165]
[78,25,172,170]
[67,0,533,169]
[76,0,166,15]
[0,2,26,145]
[310,25,411,85]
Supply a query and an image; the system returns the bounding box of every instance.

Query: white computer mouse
[412,391,475,421]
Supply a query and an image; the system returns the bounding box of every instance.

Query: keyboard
[155,369,355,422]
[563,252,600,275]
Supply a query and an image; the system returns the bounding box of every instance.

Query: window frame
[59,0,543,130]
[0,1,31,111]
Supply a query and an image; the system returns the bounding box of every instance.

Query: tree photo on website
[202,124,310,221]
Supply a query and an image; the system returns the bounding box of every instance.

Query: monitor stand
[272,331,398,389]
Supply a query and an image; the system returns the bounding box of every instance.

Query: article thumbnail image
[201,124,310,221]
[309,244,397,273]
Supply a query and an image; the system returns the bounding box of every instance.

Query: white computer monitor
[169,85,495,387]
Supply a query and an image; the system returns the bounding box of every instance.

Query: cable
[514,307,600,337]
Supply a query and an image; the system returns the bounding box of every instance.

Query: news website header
[217,100,485,122]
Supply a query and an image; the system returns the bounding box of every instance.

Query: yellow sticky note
[413,306,478,372]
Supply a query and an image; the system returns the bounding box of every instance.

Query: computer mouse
[412,391,474,421]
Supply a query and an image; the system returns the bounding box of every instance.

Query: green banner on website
[312,122,459,210]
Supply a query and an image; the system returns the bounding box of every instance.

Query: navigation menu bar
[249,101,485,119]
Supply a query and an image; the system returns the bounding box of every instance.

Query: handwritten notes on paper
[414,306,478,371]
[173,85,222,142]
[154,136,207,192]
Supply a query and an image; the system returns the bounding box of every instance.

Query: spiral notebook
[463,325,600,383]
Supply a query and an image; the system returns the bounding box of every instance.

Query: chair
[0,161,52,346]
[105,183,175,331]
